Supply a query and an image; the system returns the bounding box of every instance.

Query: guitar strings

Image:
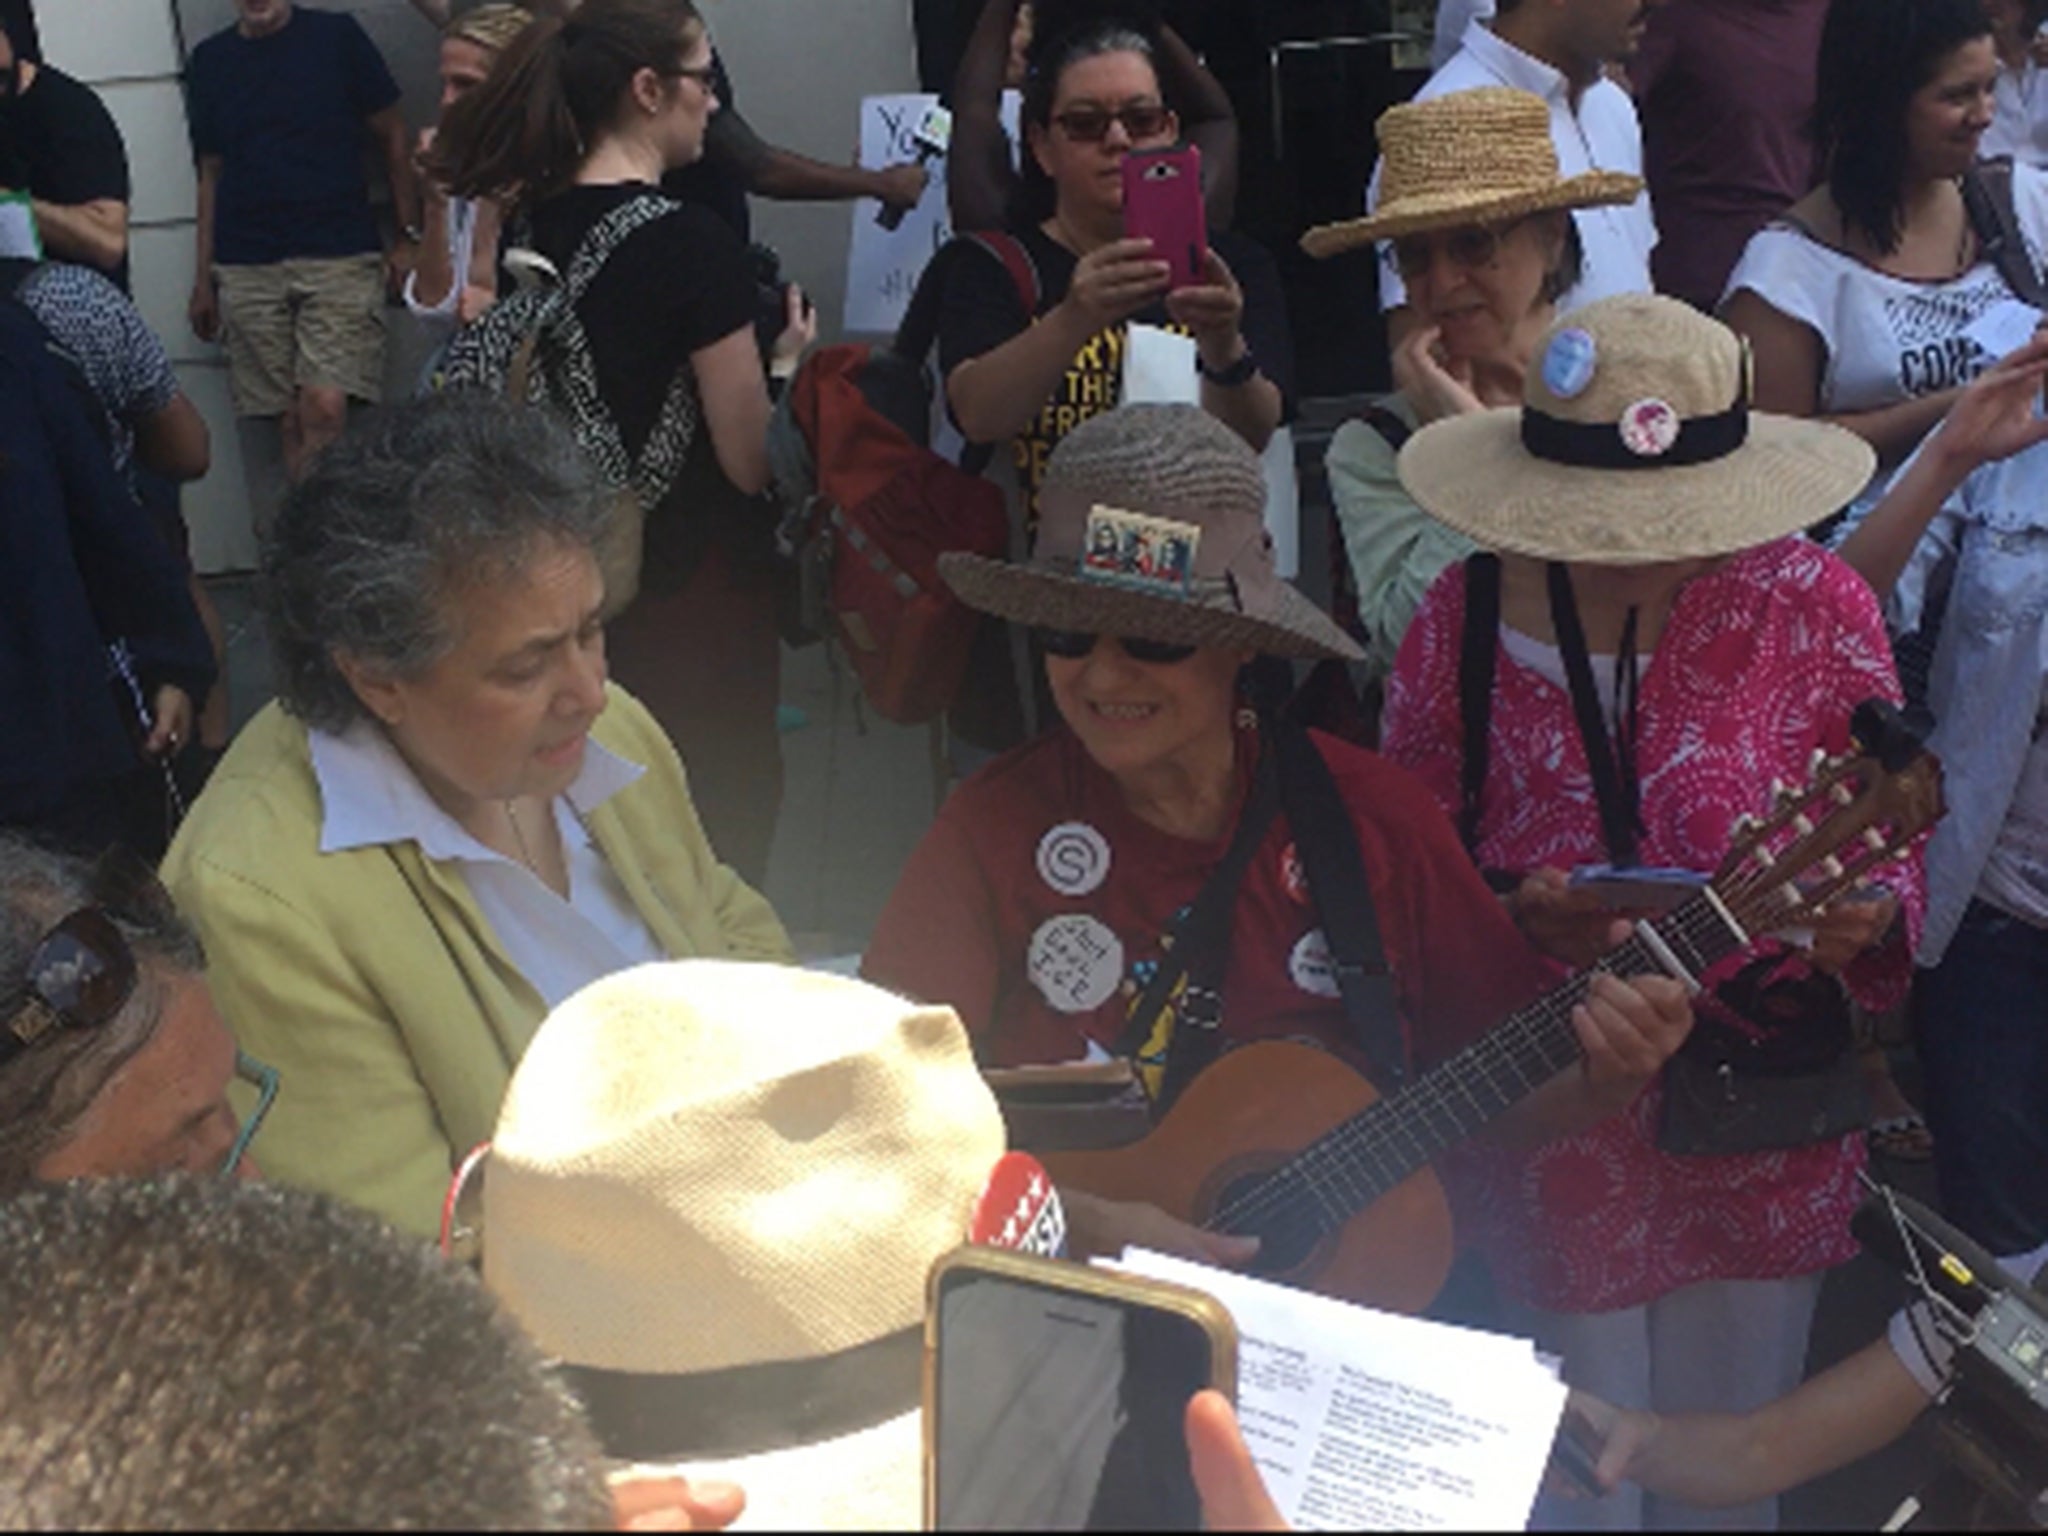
[1201,895,1745,1239]
[1201,810,1896,1242]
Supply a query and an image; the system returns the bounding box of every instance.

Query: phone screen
[931,1268,1213,1531]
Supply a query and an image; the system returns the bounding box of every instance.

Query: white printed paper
[0,193,41,260]
[843,91,1021,336]
[1963,297,2047,362]
[1122,322,1202,406]
[1118,1249,1568,1532]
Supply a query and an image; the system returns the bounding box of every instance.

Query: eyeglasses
[1034,629,1199,665]
[223,1052,279,1177]
[671,63,719,90]
[1391,222,1522,280]
[1052,103,1172,143]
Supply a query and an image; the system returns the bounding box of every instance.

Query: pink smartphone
[1121,145,1207,291]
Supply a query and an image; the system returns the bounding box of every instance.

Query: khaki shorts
[215,254,386,417]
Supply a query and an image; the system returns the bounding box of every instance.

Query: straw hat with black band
[481,960,1006,1531]
[1397,294,1876,563]
[939,403,1365,662]
[1299,86,1645,260]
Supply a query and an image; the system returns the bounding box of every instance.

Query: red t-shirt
[863,720,1554,1079]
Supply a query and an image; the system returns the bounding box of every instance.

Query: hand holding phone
[1121,146,1206,291]
[925,1246,1237,1531]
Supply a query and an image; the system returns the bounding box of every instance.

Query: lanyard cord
[1546,561,1645,867]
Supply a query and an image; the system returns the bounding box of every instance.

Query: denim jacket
[1892,442,2048,965]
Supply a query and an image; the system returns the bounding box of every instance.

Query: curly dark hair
[1813,0,1992,252]
[261,390,613,735]
[0,1177,613,1529]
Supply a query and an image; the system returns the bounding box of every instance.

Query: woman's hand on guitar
[1805,890,1899,975]
[1573,970,1693,1114]
[1059,1188,1259,1268]
[1505,868,1637,969]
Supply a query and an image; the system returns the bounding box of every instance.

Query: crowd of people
[6,0,2048,1528]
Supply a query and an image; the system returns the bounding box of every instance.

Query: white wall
[37,0,261,572]
[43,0,917,570]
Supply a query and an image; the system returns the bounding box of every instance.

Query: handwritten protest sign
[845,91,1019,336]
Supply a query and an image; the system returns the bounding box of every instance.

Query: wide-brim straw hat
[939,403,1364,662]
[1301,86,1644,258]
[1397,294,1876,564]
[483,960,1005,1530]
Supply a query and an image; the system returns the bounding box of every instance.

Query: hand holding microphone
[876,104,951,230]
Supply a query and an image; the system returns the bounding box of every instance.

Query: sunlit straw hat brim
[1396,407,1878,565]
[1302,169,1647,258]
[939,552,1366,662]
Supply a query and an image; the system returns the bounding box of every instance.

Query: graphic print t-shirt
[936,223,1294,516]
[1722,166,2048,421]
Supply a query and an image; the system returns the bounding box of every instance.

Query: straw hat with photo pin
[480,960,1006,1530]
[939,403,1365,661]
[1299,86,1645,259]
[1396,293,1876,563]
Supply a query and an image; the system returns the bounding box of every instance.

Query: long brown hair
[434,0,705,208]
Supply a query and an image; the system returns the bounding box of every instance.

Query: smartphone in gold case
[922,1245,1239,1532]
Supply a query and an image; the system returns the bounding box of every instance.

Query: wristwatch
[1198,347,1260,388]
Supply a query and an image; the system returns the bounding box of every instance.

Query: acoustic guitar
[1044,707,1946,1313]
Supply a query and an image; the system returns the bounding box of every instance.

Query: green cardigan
[163,688,794,1236]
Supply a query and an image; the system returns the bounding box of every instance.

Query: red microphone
[969,1151,1068,1258]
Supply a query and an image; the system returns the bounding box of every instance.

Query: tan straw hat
[1300,86,1645,258]
[939,403,1364,661]
[482,960,1005,1530]
[1397,294,1877,564]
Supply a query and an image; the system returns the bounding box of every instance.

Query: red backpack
[775,234,1038,725]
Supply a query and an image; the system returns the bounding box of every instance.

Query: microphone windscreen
[969,1151,1067,1258]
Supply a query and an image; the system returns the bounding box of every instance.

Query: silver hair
[0,834,205,1190]
[262,390,616,733]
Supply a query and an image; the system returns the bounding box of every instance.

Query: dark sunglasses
[1035,629,1199,665]
[1052,102,1172,143]
[1391,221,1522,281]
[2,861,279,1176]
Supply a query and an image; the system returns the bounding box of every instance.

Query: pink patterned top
[1383,538,1924,1313]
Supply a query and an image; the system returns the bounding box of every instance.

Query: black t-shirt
[0,64,130,289]
[660,54,752,244]
[526,183,761,564]
[186,8,399,267]
[937,222,1295,510]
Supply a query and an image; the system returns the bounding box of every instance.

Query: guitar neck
[1300,891,1748,1216]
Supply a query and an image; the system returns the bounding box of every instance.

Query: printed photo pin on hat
[1619,397,1682,458]
[1542,327,1597,400]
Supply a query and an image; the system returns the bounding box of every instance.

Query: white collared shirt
[310,723,669,1009]
[1368,21,1658,314]
[1985,57,2048,169]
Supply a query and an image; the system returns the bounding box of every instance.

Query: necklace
[504,799,542,878]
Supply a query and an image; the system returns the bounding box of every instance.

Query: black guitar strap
[1457,552,1502,857]
[1268,712,1408,1089]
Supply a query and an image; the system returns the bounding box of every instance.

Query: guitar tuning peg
[1792,814,1816,836]
[1750,845,1778,869]
[1729,813,1754,840]
[1862,827,1888,852]
[1821,856,1846,880]
[1831,782,1856,807]
[1810,747,1828,773]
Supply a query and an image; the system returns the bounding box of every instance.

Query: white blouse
[310,722,668,1009]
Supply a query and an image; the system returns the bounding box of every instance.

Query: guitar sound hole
[1210,1169,1325,1276]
